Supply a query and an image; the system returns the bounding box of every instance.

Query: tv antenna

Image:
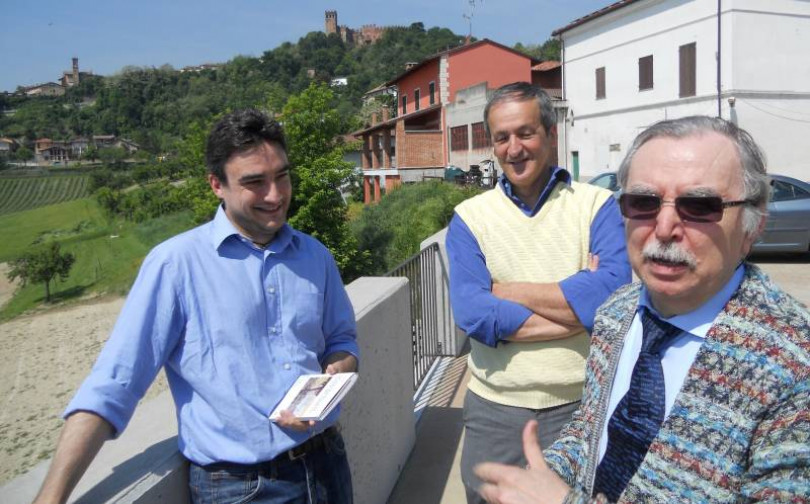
[463,0,483,38]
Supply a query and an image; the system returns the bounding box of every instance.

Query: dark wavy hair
[205,108,287,184]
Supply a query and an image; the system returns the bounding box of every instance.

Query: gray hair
[483,82,556,137]
[617,116,769,237]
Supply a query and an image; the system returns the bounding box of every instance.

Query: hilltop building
[553,0,810,181]
[60,57,93,87]
[324,10,388,47]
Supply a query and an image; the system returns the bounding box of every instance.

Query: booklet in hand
[269,372,358,422]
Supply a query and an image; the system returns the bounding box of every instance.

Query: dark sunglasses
[619,193,753,223]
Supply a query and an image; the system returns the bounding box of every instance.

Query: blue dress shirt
[447,168,631,347]
[65,206,359,465]
[597,265,745,462]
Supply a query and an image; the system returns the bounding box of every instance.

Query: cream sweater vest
[455,181,611,409]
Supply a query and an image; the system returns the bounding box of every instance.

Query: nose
[653,201,684,242]
[506,135,523,159]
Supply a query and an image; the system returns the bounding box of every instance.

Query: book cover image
[269,372,358,422]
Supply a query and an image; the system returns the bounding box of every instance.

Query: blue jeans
[189,430,353,504]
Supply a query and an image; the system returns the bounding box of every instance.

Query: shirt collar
[639,264,745,338]
[498,166,571,215]
[209,205,298,253]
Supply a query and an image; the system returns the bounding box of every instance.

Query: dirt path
[0,296,168,484]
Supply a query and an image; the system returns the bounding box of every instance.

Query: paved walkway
[388,354,471,504]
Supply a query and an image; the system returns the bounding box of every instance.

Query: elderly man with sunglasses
[475,115,810,504]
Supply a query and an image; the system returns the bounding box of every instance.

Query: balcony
[2,229,471,504]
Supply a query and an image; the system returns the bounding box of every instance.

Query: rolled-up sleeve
[559,197,631,333]
[64,251,185,436]
[447,213,532,347]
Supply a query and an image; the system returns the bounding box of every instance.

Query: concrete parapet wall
[2,277,416,504]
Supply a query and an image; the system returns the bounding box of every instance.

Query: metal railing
[385,242,455,390]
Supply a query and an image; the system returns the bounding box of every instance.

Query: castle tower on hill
[324,10,387,47]
[325,10,338,35]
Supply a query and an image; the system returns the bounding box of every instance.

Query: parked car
[587,171,621,197]
[751,174,810,254]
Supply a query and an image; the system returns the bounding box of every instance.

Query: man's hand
[275,352,357,432]
[322,351,358,375]
[275,410,316,432]
[475,420,570,504]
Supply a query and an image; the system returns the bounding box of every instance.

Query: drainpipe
[717,0,722,118]
[559,34,568,172]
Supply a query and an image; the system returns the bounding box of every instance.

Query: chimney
[72,57,79,85]
[404,62,418,71]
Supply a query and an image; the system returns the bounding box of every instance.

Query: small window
[679,43,696,98]
[639,55,653,91]
[450,125,469,151]
[596,67,606,99]
[471,122,490,149]
[401,95,407,115]
[429,81,436,105]
[414,89,421,111]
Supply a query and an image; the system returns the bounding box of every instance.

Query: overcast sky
[0,0,603,92]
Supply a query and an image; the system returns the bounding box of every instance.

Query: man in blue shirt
[33,109,359,504]
[447,82,631,504]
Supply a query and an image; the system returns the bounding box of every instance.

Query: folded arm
[447,214,576,347]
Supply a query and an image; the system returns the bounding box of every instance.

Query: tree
[8,242,76,302]
[280,83,369,280]
[14,145,33,162]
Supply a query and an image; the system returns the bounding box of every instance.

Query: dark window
[471,122,490,149]
[772,180,810,202]
[679,43,696,97]
[429,82,436,105]
[401,95,407,115]
[596,67,606,99]
[450,125,469,151]
[414,89,420,111]
[639,55,653,91]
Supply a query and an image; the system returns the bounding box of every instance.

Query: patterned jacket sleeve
[741,374,810,501]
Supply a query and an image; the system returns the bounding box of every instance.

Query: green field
[0,175,91,215]
[0,196,195,320]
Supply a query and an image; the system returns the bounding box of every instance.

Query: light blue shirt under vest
[65,206,359,465]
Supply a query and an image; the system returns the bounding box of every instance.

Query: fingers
[475,462,510,503]
[275,410,315,432]
[522,420,546,470]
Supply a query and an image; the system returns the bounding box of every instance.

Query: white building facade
[554,0,810,181]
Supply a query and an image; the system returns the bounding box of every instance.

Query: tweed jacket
[544,263,810,503]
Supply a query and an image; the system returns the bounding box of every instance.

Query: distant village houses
[33,135,140,164]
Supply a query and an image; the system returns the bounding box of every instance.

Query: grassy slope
[0,198,195,320]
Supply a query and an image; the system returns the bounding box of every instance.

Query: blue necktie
[592,309,681,501]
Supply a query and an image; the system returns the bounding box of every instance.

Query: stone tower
[72,57,79,85]
[325,10,338,35]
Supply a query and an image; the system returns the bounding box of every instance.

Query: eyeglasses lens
[619,194,724,222]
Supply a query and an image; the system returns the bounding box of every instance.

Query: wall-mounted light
[728,96,736,108]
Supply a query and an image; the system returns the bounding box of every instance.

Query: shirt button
[268,287,276,294]
[283,363,291,370]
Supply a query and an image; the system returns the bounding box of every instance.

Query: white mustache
[642,240,697,269]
